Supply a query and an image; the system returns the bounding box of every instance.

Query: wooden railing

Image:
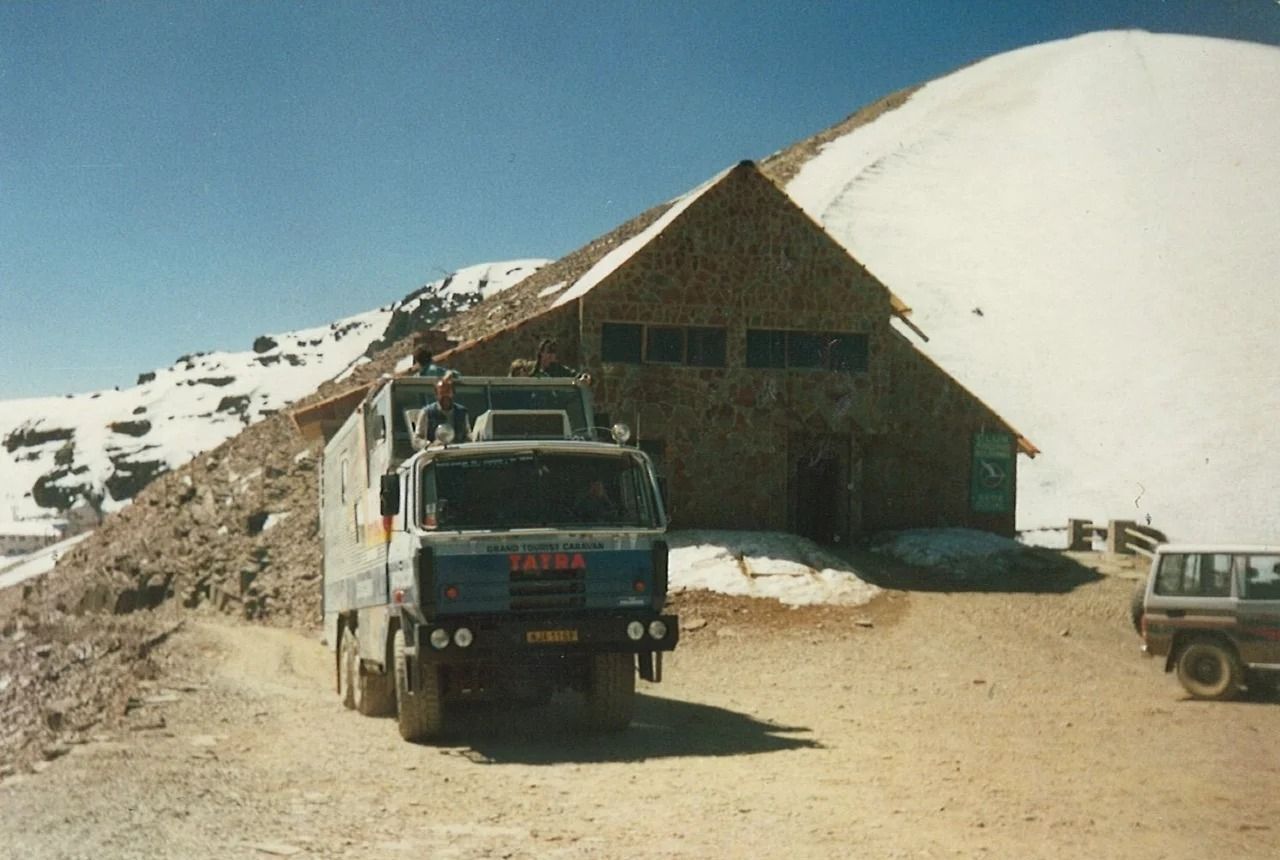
[1066,519,1166,557]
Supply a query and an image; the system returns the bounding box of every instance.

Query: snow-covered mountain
[779,30,1280,545]
[0,260,546,533]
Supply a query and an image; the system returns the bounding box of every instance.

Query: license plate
[526,629,578,644]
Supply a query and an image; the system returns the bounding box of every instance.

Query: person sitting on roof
[532,338,578,378]
[413,345,453,378]
[414,377,471,445]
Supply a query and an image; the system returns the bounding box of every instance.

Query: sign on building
[970,431,1013,514]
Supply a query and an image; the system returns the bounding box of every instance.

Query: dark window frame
[746,328,869,373]
[599,322,727,369]
[645,326,685,365]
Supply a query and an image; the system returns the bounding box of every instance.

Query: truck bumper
[410,611,678,663]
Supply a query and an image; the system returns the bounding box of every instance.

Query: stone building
[435,160,1035,542]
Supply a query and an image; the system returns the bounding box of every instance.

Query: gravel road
[2,562,1277,859]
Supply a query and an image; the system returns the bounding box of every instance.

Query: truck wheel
[338,628,357,710]
[583,653,636,731]
[354,655,396,717]
[394,628,444,741]
[1176,639,1242,700]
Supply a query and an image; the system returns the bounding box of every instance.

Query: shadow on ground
[422,693,821,765]
[834,545,1107,595]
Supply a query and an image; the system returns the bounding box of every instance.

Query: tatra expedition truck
[306,375,676,742]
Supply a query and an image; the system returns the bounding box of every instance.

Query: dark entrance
[789,435,849,545]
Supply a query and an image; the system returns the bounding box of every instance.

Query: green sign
[970,432,1013,514]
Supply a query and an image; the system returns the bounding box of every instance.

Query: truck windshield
[422,451,659,530]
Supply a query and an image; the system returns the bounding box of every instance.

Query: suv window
[1242,554,1280,600]
[1153,552,1234,597]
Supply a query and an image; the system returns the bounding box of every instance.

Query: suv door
[1238,553,1280,666]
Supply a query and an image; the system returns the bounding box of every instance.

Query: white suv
[1138,544,1280,700]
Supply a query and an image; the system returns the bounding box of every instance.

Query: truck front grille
[509,567,586,612]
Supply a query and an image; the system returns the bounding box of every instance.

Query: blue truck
[313,375,676,741]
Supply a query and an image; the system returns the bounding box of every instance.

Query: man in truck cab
[415,376,471,444]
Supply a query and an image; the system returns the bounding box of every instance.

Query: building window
[602,323,642,363]
[787,332,824,368]
[646,327,684,364]
[600,323,726,368]
[686,327,726,367]
[828,334,868,372]
[746,330,786,368]
[746,329,868,372]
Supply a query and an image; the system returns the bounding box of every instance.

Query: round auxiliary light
[648,620,668,641]
[428,628,451,650]
[611,422,632,445]
[626,621,646,642]
[434,423,456,445]
[453,627,474,649]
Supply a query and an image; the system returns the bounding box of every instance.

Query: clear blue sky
[3,0,1277,399]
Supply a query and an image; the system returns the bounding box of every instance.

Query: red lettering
[554,553,569,569]
[522,555,538,571]
[570,553,586,570]
[540,553,552,570]
[508,554,522,572]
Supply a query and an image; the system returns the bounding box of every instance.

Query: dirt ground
[2,557,1277,860]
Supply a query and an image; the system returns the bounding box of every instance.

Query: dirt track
[2,560,1277,859]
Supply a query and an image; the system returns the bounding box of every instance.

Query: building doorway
[789,435,850,545]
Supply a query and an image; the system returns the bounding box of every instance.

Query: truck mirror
[380,474,401,517]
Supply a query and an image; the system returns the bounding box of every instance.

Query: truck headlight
[434,423,456,445]
[453,627,474,648]
[428,628,451,650]
[611,422,631,444]
[626,621,645,641]
[648,620,668,640]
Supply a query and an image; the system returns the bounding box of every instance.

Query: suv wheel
[1176,639,1242,700]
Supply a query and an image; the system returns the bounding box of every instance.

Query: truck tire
[354,655,396,717]
[583,653,636,731]
[338,628,357,710]
[1176,639,1242,700]
[394,628,444,742]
